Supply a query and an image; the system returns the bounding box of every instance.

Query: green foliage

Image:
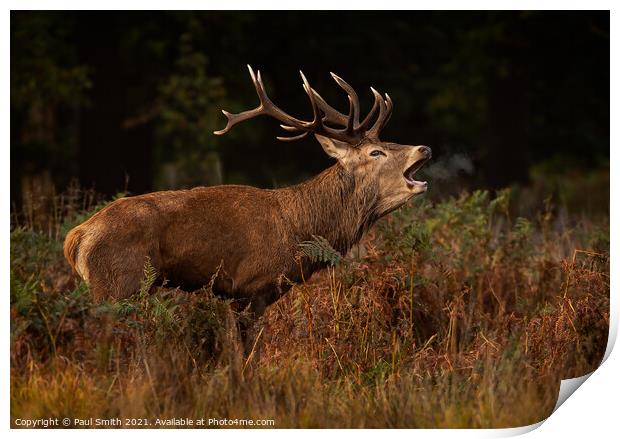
[10,13,91,181]
[11,227,62,276]
[391,190,532,266]
[299,235,342,266]
[11,13,91,111]
[158,32,224,153]
[156,18,226,187]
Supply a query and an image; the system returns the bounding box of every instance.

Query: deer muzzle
[404,145,432,192]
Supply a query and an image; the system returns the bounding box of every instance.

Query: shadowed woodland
[11,11,609,428]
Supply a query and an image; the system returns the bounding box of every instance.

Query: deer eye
[369,150,386,157]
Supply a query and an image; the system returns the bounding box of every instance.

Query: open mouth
[403,158,430,190]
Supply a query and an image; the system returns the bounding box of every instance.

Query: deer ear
[315,134,350,161]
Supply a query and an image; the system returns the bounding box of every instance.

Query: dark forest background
[10,11,609,213]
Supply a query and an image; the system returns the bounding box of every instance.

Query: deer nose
[417,145,432,158]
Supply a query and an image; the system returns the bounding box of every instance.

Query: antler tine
[345,96,355,134]
[330,72,360,128]
[384,93,393,125]
[366,89,392,139]
[277,132,308,142]
[357,87,382,132]
[300,71,321,127]
[247,64,260,97]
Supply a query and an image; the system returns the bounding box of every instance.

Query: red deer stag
[64,66,431,317]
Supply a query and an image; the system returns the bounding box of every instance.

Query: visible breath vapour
[421,152,473,181]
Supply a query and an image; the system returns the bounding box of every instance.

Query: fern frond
[299,235,342,266]
[139,256,158,298]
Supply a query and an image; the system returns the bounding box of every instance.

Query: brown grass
[10,188,609,428]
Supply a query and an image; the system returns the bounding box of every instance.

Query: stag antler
[214,65,393,144]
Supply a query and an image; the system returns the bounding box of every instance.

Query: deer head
[214,65,431,218]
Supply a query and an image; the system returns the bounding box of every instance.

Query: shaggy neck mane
[280,164,380,255]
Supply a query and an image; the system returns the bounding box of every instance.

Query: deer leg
[238,317,260,357]
[238,295,266,358]
[86,240,162,301]
[237,275,289,356]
